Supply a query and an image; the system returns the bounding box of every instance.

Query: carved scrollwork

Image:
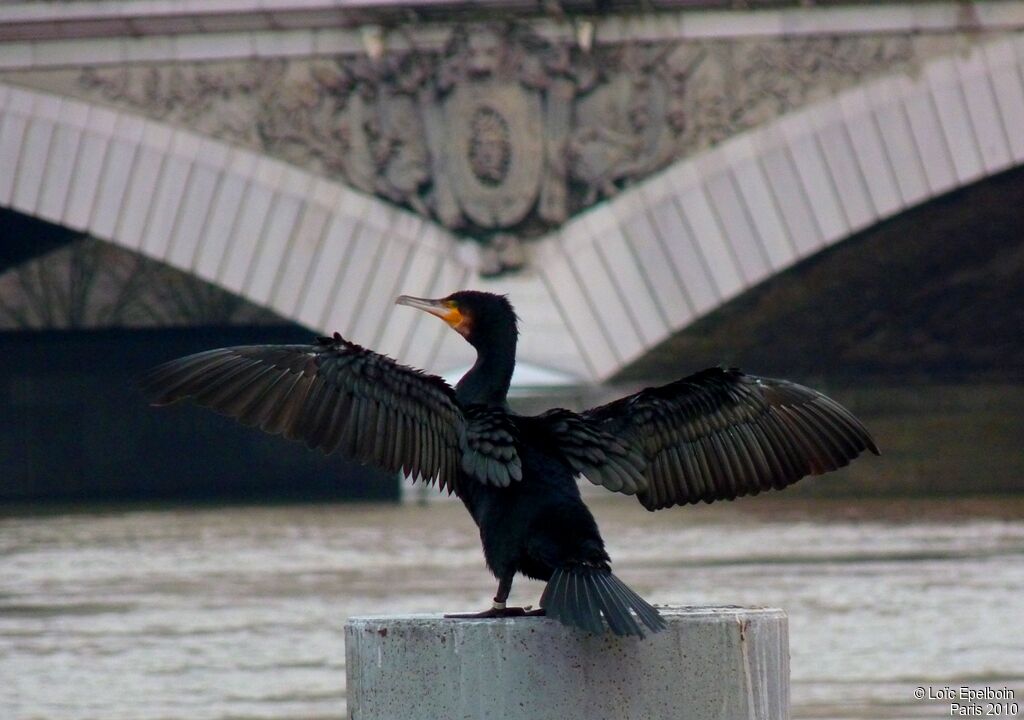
[73,24,915,260]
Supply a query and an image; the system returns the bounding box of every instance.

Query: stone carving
[433,26,545,229]
[70,25,915,256]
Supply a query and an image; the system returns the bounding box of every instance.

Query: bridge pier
[345,606,789,720]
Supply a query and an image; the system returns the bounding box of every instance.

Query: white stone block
[32,94,61,122]
[166,162,220,270]
[416,221,451,254]
[252,29,315,57]
[909,3,960,32]
[312,28,362,56]
[36,118,84,223]
[32,38,124,67]
[608,178,644,218]
[811,105,876,232]
[89,129,139,240]
[376,244,442,361]
[815,4,912,34]
[252,154,287,189]
[689,9,782,38]
[955,51,1013,174]
[900,80,958,195]
[350,238,414,348]
[173,33,224,62]
[584,206,667,346]
[725,145,796,271]
[0,42,33,69]
[865,77,929,207]
[0,109,28,205]
[271,201,332,316]
[322,221,385,338]
[984,40,1024,162]
[779,111,849,243]
[385,211,421,249]
[362,196,394,233]
[755,141,822,258]
[616,205,692,328]
[838,86,903,218]
[295,203,363,330]
[565,237,643,362]
[123,36,174,63]
[85,105,118,136]
[309,176,342,211]
[704,170,770,285]
[661,183,738,307]
[978,2,1024,28]
[535,242,615,380]
[115,121,171,247]
[12,114,55,215]
[346,607,789,720]
[192,173,247,282]
[925,57,984,184]
[175,32,253,61]
[140,152,192,260]
[218,182,274,293]
[63,127,109,230]
[639,171,674,204]
[245,190,305,303]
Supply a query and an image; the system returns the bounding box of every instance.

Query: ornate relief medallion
[445,81,543,228]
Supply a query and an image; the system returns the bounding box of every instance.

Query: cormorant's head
[395,290,518,349]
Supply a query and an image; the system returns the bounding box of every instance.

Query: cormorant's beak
[395,295,447,317]
[395,295,464,330]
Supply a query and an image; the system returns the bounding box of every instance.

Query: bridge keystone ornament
[433,27,546,230]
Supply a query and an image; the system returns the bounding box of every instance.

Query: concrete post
[345,605,788,720]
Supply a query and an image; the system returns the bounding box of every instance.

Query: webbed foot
[445,605,546,619]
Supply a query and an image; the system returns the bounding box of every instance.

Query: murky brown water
[2,495,1022,720]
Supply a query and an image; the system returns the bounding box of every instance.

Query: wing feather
[140,335,467,491]
[533,367,877,510]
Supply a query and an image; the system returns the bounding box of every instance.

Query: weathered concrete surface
[345,606,788,720]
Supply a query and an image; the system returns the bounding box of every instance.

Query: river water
[2,495,1022,720]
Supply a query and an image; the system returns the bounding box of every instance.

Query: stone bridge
[2,0,1023,382]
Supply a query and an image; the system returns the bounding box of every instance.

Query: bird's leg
[445,574,545,619]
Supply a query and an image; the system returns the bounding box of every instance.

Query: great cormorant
[141,290,878,637]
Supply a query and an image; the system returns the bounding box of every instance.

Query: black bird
[141,290,878,637]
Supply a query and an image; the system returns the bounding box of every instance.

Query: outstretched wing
[139,333,509,493]
[541,367,878,510]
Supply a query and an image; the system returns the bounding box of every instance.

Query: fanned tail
[540,565,666,638]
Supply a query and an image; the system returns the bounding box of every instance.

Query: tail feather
[613,576,666,633]
[592,572,636,636]
[577,572,606,635]
[540,566,666,638]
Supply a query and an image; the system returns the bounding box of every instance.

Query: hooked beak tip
[395,295,445,314]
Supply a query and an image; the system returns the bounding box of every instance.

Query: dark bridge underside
[0,208,78,274]
[618,164,1024,385]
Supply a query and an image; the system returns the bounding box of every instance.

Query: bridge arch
[530,33,1024,380]
[0,83,487,373]
[2,33,1023,382]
